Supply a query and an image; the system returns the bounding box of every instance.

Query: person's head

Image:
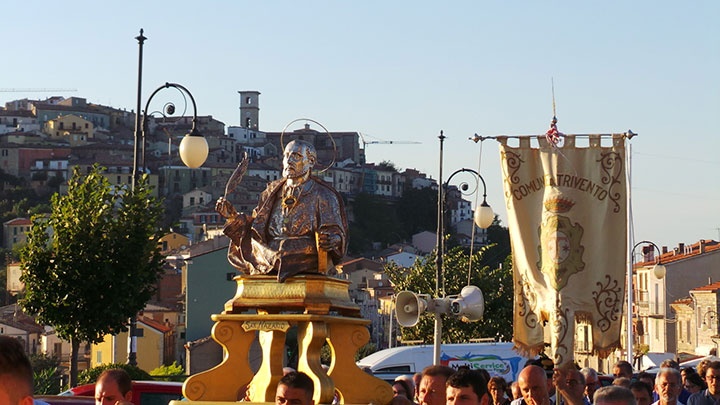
[613,361,633,380]
[683,371,706,394]
[613,378,631,389]
[282,140,316,180]
[276,371,314,405]
[565,369,587,399]
[581,367,600,401]
[95,369,132,405]
[393,378,414,400]
[390,396,414,405]
[511,382,522,400]
[517,365,550,405]
[629,381,653,405]
[445,369,487,405]
[594,386,637,405]
[636,372,654,388]
[680,367,695,384]
[0,336,33,405]
[655,368,682,405]
[413,373,423,400]
[488,377,508,404]
[418,365,455,405]
[697,360,712,382]
[660,360,680,370]
[704,361,720,395]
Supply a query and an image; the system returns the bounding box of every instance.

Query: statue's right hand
[216,197,238,219]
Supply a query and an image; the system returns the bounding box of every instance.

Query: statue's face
[282,141,313,179]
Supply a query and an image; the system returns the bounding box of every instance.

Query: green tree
[385,246,513,343]
[396,187,438,237]
[150,362,186,381]
[78,363,152,385]
[20,166,166,387]
[30,354,61,395]
[348,193,403,253]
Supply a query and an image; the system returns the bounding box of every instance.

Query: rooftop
[635,239,720,269]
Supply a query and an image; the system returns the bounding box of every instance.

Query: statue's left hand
[317,232,341,251]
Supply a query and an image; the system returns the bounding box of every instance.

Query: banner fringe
[592,340,622,359]
[512,339,545,358]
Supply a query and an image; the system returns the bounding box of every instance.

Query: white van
[357,342,532,383]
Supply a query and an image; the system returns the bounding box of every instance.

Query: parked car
[38,381,183,405]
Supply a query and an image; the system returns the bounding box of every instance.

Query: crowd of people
[386,358,720,405]
[2,334,719,405]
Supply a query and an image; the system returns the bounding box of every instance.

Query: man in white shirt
[653,368,684,405]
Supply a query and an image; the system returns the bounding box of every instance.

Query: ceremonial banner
[499,135,627,366]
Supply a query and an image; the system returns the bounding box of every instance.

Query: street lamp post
[128,29,209,367]
[628,240,666,366]
[432,132,493,365]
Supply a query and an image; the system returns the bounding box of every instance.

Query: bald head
[518,366,550,405]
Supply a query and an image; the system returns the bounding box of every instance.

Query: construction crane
[0,88,77,92]
[358,132,421,164]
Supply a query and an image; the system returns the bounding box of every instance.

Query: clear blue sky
[2,1,718,250]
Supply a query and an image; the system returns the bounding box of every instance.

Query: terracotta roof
[691,281,720,293]
[337,257,384,273]
[0,304,44,333]
[0,110,35,117]
[138,316,172,333]
[4,218,31,226]
[635,240,720,268]
[671,297,693,306]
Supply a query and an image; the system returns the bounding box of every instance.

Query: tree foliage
[30,354,61,395]
[19,165,166,386]
[150,362,186,381]
[385,245,514,343]
[348,188,438,254]
[78,363,152,385]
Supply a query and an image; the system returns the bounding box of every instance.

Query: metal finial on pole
[550,77,557,121]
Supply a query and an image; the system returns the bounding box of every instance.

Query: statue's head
[282,140,317,180]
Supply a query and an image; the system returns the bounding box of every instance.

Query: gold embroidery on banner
[501,151,524,208]
[517,275,539,329]
[597,152,623,213]
[592,275,622,332]
[537,199,585,291]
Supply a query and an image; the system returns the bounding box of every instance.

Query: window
[246,97,252,104]
[654,284,659,314]
[245,117,252,127]
[96,350,102,364]
[190,197,195,206]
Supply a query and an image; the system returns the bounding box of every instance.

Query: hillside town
[0,92,492,376]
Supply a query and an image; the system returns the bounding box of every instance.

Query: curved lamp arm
[444,168,493,229]
[632,240,666,279]
[140,82,208,169]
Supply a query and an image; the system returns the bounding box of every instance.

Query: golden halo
[280,118,336,174]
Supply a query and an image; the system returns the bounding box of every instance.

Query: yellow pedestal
[183,275,392,405]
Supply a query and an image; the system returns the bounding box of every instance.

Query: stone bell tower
[238,91,260,130]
